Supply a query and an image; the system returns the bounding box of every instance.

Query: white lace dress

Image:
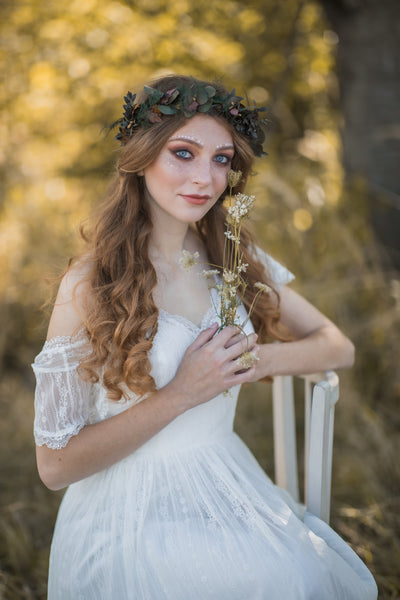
[32,254,377,600]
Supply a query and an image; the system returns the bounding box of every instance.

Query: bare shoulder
[46,258,93,340]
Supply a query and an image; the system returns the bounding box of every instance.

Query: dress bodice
[32,249,293,451]
[90,297,255,457]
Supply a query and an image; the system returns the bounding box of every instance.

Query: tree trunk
[319,0,400,266]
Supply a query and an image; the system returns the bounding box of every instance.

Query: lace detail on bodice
[31,250,294,450]
[158,305,217,334]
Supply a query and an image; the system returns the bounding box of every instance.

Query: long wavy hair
[75,75,289,400]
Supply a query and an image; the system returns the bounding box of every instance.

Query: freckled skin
[143,115,235,224]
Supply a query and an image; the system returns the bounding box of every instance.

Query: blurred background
[0,0,399,598]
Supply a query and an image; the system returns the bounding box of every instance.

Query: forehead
[170,114,233,147]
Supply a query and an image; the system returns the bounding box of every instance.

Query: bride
[32,74,377,599]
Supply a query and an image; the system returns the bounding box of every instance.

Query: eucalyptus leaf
[197,102,212,113]
[144,86,163,102]
[205,85,216,98]
[158,105,177,115]
[196,88,209,104]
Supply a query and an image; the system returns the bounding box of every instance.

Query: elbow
[320,326,355,370]
[343,338,355,369]
[336,335,355,370]
[36,449,69,491]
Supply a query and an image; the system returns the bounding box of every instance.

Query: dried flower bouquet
[180,170,272,369]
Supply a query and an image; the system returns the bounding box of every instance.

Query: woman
[32,74,377,599]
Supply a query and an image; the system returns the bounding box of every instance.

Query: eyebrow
[168,136,234,151]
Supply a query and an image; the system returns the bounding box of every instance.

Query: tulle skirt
[48,433,377,599]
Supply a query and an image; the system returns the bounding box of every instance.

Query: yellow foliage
[262,52,287,77]
[239,9,266,35]
[101,2,134,24]
[71,0,101,15]
[10,4,35,26]
[154,13,177,35]
[40,19,75,40]
[293,208,313,232]
[29,62,57,89]
[249,86,270,104]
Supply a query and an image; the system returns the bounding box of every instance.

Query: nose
[192,157,212,186]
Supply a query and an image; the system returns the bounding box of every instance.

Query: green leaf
[196,87,209,104]
[144,86,163,102]
[158,105,177,115]
[197,102,212,112]
[205,85,216,98]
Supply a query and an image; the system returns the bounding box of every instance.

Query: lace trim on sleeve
[32,333,93,449]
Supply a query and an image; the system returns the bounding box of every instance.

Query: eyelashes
[214,155,231,165]
[174,149,192,159]
[170,148,232,165]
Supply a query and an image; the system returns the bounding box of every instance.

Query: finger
[189,322,219,352]
[224,332,258,359]
[212,325,242,348]
[224,332,247,349]
[225,364,257,387]
[225,344,260,372]
[245,333,258,351]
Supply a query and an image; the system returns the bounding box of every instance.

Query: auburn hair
[75,75,289,400]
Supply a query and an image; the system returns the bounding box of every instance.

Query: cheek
[215,169,229,194]
[164,156,183,173]
[152,156,192,187]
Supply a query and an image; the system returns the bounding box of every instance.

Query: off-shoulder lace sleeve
[250,245,295,290]
[32,335,93,449]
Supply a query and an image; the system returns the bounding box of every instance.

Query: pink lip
[181,194,211,206]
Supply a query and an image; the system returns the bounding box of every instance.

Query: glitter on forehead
[169,135,204,146]
[216,143,234,150]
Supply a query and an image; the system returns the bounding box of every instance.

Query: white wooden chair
[272,371,339,524]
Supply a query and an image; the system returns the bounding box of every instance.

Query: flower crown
[110,80,268,157]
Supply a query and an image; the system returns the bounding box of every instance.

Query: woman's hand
[166,324,258,412]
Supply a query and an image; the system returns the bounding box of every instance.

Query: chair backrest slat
[272,375,299,502]
[272,372,339,524]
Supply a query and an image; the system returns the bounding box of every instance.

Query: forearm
[36,383,186,491]
[254,325,355,379]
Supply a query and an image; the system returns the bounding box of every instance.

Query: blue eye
[175,149,192,159]
[214,154,231,165]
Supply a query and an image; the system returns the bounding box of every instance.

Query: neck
[148,205,191,265]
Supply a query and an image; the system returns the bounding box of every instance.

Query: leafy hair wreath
[110,79,269,157]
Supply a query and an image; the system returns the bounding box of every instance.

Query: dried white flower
[223,269,237,284]
[227,169,242,188]
[237,262,248,273]
[201,269,219,279]
[179,250,199,271]
[227,193,256,224]
[238,351,259,369]
[254,282,272,294]
[224,230,236,241]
